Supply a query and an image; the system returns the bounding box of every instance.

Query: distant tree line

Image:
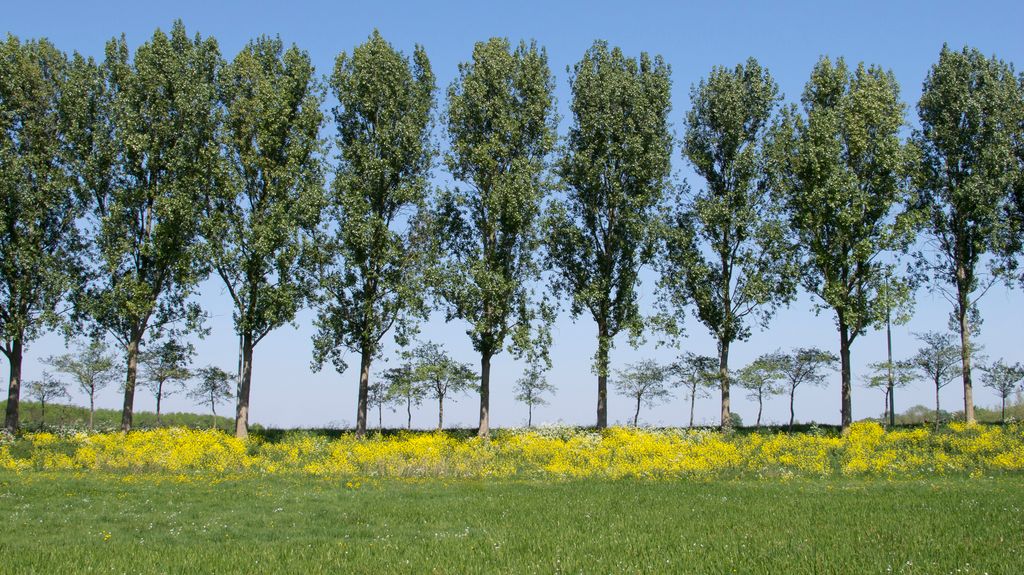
[2,22,1023,437]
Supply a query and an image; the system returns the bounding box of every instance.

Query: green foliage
[768,56,917,429]
[0,34,86,430]
[69,21,220,430]
[661,58,797,429]
[209,36,326,354]
[614,359,670,426]
[437,37,558,435]
[382,364,426,430]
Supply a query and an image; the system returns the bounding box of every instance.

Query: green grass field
[1,473,1020,574]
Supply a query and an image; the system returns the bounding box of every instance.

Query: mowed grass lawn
[1,474,1021,574]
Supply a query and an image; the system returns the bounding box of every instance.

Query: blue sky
[6,0,1024,428]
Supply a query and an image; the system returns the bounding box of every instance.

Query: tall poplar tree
[547,41,671,428]
[438,38,557,436]
[912,46,1023,424]
[769,57,916,432]
[74,22,220,431]
[312,31,435,438]
[208,35,325,438]
[660,58,797,430]
[0,36,84,431]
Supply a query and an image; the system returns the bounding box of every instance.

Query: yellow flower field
[2,422,1023,479]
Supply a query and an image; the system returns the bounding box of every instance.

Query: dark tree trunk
[4,337,24,432]
[886,310,895,427]
[234,331,254,438]
[406,396,412,430]
[438,394,444,431]
[788,386,796,432]
[756,391,763,428]
[633,395,641,427]
[956,288,975,424]
[934,380,941,430]
[155,382,163,426]
[719,340,731,431]
[689,383,697,428]
[355,346,371,438]
[88,391,95,431]
[121,330,142,432]
[838,319,852,434]
[528,403,533,428]
[596,319,609,429]
[478,352,491,437]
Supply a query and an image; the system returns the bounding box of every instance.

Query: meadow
[1,473,1020,574]
[2,421,1023,573]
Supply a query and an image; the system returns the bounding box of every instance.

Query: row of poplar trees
[3,21,1023,437]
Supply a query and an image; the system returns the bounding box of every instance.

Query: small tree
[981,359,1024,423]
[138,338,194,426]
[383,365,425,430]
[614,360,670,427]
[188,366,232,429]
[863,359,915,424]
[776,348,837,431]
[668,352,718,427]
[407,342,476,431]
[45,336,118,430]
[514,365,555,428]
[908,331,962,428]
[737,354,786,428]
[27,373,69,427]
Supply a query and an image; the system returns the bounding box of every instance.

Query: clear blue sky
[6,0,1024,428]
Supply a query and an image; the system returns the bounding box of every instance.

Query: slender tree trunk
[355,347,371,438]
[756,392,763,428]
[528,403,533,428]
[596,319,609,429]
[789,386,796,432]
[121,330,142,432]
[478,352,491,437]
[406,396,412,430]
[838,319,852,434]
[633,396,641,427]
[886,307,895,427]
[155,383,163,426]
[935,381,941,430]
[689,384,696,428]
[234,331,254,439]
[378,402,383,431]
[89,392,95,431]
[211,400,216,430]
[438,395,444,431]
[956,289,975,424]
[40,399,46,427]
[1001,397,1006,424]
[3,339,23,432]
[719,340,731,431]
